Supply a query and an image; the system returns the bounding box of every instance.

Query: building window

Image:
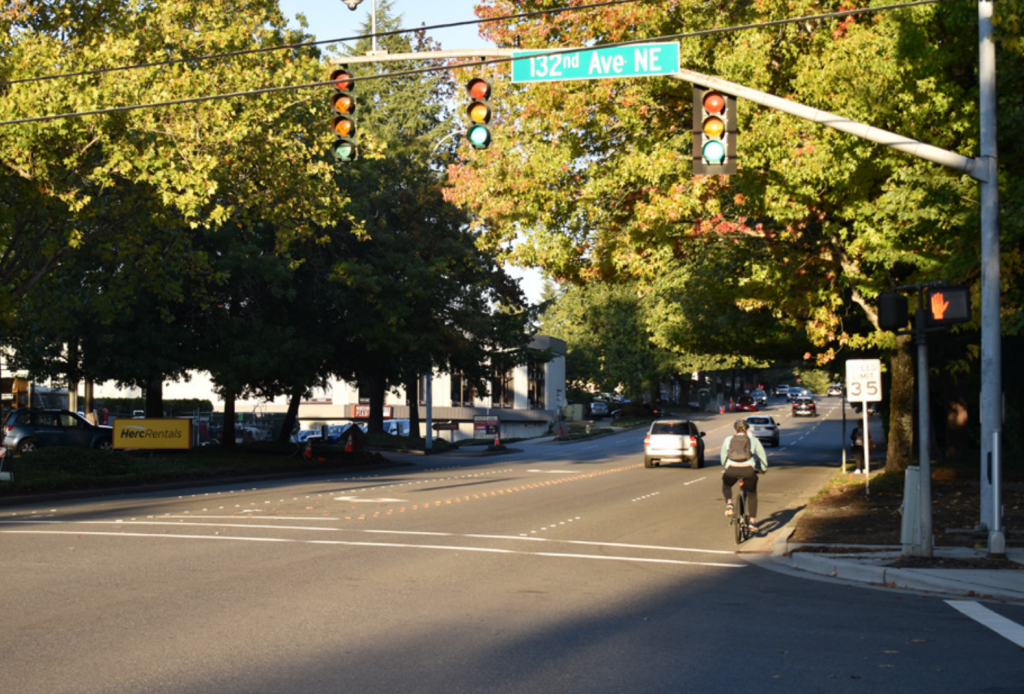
[491,368,513,409]
[527,359,545,409]
[357,383,371,405]
[450,373,474,407]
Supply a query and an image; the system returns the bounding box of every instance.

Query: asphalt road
[2,397,1022,693]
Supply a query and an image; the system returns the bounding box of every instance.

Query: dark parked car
[751,388,768,406]
[792,397,817,417]
[643,419,705,469]
[3,409,113,453]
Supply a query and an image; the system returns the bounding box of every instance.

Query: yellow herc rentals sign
[113,418,193,450]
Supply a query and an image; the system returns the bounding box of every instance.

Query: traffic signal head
[465,77,493,150]
[692,87,737,175]
[925,285,971,328]
[877,293,909,332]
[330,67,357,162]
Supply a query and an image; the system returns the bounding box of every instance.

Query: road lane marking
[334,496,408,503]
[1,528,745,568]
[1,520,737,556]
[946,601,1024,647]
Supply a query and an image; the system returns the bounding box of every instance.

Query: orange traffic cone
[345,434,354,453]
[494,432,500,447]
[303,440,313,460]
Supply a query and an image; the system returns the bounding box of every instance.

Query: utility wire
[0,0,641,88]
[0,0,949,128]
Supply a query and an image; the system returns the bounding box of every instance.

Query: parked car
[324,423,367,444]
[751,388,767,406]
[383,419,411,437]
[745,415,781,447]
[735,396,759,412]
[589,401,610,418]
[643,419,705,469]
[3,409,114,453]
[290,429,323,444]
[792,396,817,417]
[774,384,790,397]
[827,384,843,396]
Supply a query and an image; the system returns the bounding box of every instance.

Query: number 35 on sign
[845,359,882,402]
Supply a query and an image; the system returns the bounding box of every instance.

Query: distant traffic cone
[303,440,313,460]
[494,432,500,447]
[345,434,354,453]
[729,398,735,412]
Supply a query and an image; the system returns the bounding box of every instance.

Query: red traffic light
[468,77,491,101]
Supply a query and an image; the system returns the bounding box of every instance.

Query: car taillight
[644,435,650,446]
[687,436,696,447]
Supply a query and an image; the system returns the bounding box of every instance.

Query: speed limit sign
[845,359,882,402]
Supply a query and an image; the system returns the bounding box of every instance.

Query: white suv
[643,419,706,469]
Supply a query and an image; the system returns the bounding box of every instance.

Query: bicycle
[731,479,752,544]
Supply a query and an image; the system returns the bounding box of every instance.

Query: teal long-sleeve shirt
[720,432,768,471]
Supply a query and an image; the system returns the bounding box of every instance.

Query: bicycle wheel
[732,486,745,544]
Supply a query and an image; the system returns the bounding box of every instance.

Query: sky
[275,0,546,304]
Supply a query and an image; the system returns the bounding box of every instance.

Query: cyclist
[721,419,768,530]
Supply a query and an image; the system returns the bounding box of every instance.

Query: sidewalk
[756,530,1024,604]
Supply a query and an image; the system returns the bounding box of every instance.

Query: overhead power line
[0,0,641,88]
[0,0,949,128]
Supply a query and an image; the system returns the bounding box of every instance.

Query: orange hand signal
[930,291,949,320]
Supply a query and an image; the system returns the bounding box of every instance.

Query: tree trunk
[407,374,422,441]
[278,386,303,444]
[886,335,914,471]
[944,369,970,457]
[145,376,164,418]
[222,392,236,449]
[367,370,386,435]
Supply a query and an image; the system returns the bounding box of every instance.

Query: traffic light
[692,87,737,175]
[877,293,909,332]
[465,77,493,150]
[925,285,971,328]
[330,66,357,162]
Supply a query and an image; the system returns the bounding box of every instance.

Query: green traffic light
[467,124,491,149]
[334,141,356,162]
[702,139,725,164]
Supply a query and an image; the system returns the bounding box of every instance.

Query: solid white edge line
[946,600,1024,648]
[2,529,744,568]
[0,522,737,560]
[0,519,735,555]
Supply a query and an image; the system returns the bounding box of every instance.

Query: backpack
[728,433,752,462]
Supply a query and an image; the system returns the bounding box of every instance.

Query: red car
[735,396,759,412]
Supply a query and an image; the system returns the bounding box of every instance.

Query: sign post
[845,359,882,495]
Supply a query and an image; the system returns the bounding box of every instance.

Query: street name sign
[845,359,882,403]
[511,43,680,83]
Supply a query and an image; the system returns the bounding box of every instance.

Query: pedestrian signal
[925,285,971,328]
